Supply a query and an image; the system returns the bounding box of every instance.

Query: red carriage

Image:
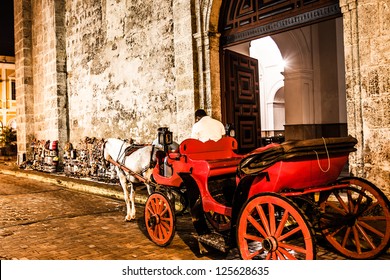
[140,128,390,259]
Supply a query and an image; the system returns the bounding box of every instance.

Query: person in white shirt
[191,109,226,142]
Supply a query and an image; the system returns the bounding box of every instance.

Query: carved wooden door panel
[223,50,261,153]
[220,0,340,46]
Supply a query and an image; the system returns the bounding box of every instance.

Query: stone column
[341,0,390,192]
[31,0,68,155]
[173,0,197,141]
[283,69,315,140]
[209,31,223,120]
[193,0,223,120]
[53,0,69,148]
[14,0,34,163]
[340,0,365,177]
[14,0,68,162]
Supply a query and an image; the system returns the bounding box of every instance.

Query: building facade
[13,0,389,194]
[0,56,16,131]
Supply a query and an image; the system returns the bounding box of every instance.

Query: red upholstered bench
[179,137,243,177]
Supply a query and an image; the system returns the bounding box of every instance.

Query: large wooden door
[223,50,261,153]
[219,0,341,47]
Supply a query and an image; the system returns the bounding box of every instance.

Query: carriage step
[197,233,229,253]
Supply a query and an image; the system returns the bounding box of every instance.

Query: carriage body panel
[246,153,349,197]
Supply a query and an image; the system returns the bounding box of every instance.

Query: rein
[117,141,128,163]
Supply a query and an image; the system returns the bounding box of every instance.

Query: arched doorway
[215,0,346,151]
[250,36,285,139]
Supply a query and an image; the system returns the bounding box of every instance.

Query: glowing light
[279,59,287,69]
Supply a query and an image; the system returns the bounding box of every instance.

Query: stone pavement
[0,159,389,260]
[0,168,216,260]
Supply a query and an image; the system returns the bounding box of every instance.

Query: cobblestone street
[0,163,389,261]
[0,171,212,260]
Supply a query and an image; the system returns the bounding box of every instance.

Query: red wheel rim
[144,192,175,247]
[320,177,390,259]
[237,194,315,260]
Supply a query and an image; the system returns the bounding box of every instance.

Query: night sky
[0,0,15,56]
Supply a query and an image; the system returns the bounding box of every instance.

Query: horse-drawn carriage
[105,128,390,260]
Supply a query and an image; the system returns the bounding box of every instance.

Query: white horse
[102,138,156,221]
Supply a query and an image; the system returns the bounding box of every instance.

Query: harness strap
[124,144,148,156]
[105,154,159,188]
[111,141,157,178]
[117,141,128,164]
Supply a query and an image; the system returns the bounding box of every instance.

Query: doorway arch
[204,0,346,147]
[196,0,346,147]
[250,36,285,138]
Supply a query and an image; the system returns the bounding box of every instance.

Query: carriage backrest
[179,137,239,160]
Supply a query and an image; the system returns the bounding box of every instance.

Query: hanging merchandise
[62,137,118,184]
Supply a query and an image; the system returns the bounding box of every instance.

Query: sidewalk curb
[0,164,149,205]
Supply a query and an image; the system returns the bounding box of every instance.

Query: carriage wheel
[144,192,176,247]
[237,193,315,260]
[319,177,390,259]
[205,211,231,232]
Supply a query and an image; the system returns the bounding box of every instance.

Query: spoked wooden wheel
[237,193,315,260]
[205,211,231,232]
[319,177,390,259]
[144,192,176,247]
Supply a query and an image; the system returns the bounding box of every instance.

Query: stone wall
[65,0,177,143]
[341,0,390,194]
[14,0,198,157]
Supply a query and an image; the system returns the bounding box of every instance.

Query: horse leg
[129,182,136,220]
[143,168,155,195]
[116,167,133,222]
[145,184,154,196]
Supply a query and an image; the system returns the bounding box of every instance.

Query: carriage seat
[179,137,244,177]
